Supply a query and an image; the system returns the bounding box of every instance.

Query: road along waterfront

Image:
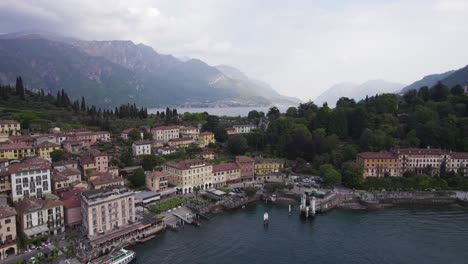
[131,202,468,264]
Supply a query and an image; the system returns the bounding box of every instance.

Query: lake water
[148,106,291,117]
[132,203,468,264]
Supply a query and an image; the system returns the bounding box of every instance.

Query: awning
[24,225,49,236]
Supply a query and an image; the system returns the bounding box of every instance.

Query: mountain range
[0,31,300,108]
[401,65,468,93]
[314,80,406,107]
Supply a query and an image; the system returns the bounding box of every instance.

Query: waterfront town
[0,115,468,263]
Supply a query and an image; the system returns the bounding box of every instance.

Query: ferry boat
[263,212,269,226]
[90,248,135,264]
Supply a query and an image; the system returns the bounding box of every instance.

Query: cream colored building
[213,162,241,186]
[151,126,180,142]
[0,120,20,136]
[145,171,169,192]
[179,126,199,139]
[163,159,213,194]
[15,198,65,238]
[168,137,195,149]
[0,198,17,260]
[132,140,152,156]
[198,132,215,147]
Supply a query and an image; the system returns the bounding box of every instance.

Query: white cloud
[0,0,468,101]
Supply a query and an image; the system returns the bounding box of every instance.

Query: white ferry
[90,248,135,264]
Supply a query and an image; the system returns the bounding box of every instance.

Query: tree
[214,126,228,142]
[267,106,280,120]
[15,76,25,100]
[319,164,342,186]
[431,81,449,102]
[227,134,248,155]
[128,129,142,142]
[140,155,158,171]
[128,168,145,188]
[341,161,363,188]
[193,186,201,200]
[50,149,65,162]
[81,96,86,111]
[202,115,219,132]
[450,85,464,96]
[245,186,257,197]
[248,110,261,120]
[286,107,297,117]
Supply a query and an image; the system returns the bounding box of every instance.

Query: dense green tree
[50,149,65,162]
[128,168,145,188]
[227,134,248,155]
[128,129,142,142]
[341,161,364,188]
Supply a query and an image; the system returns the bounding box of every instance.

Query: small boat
[270,194,277,202]
[263,212,269,226]
[90,248,135,264]
[191,219,201,227]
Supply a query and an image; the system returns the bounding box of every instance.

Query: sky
[1,0,468,101]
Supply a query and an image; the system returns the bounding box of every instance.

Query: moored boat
[90,248,135,264]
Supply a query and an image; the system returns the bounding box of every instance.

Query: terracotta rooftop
[90,173,124,187]
[169,137,193,142]
[179,126,198,131]
[151,126,179,131]
[199,131,214,136]
[0,198,16,219]
[133,140,152,145]
[357,152,398,159]
[147,171,168,178]
[0,120,19,125]
[122,128,134,134]
[8,159,51,173]
[15,198,64,214]
[37,141,60,148]
[235,156,254,163]
[213,162,239,172]
[165,159,209,170]
[59,188,84,208]
[397,148,449,155]
[451,152,468,159]
[0,142,34,150]
[254,156,284,164]
[52,159,78,167]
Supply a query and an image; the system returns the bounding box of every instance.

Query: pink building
[80,186,135,237]
[59,188,84,227]
[235,156,255,181]
[80,150,109,174]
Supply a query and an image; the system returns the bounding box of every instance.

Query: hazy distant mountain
[400,71,455,93]
[0,31,295,107]
[215,64,301,105]
[315,80,405,107]
[400,65,468,93]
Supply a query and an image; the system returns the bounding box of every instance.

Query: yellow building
[163,159,213,194]
[254,157,284,175]
[0,198,17,260]
[0,143,35,160]
[357,152,400,177]
[0,120,20,136]
[168,137,195,149]
[198,132,215,146]
[36,142,61,159]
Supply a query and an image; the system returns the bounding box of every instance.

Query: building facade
[179,126,199,139]
[163,159,213,194]
[0,143,35,160]
[235,156,255,181]
[197,132,215,146]
[81,186,135,237]
[0,198,17,260]
[253,157,284,175]
[9,158,52,201]
[233,124,257,134]
[0,120,20,136]
[357,152,400,177]
[145,171,169,192]
[36,142,61,160]
[132,141,152,156]
[168,137,194,149]
[15,198,65,238]
[151,126,180,142]
[213,162,241,186]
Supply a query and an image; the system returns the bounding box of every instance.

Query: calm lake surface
[132,203,468,264]
[148,106,291,117]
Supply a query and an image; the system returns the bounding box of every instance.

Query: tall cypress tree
[15,77,25,100]
[81,96,86,112]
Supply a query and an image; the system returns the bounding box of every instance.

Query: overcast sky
[1,0,468,101]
